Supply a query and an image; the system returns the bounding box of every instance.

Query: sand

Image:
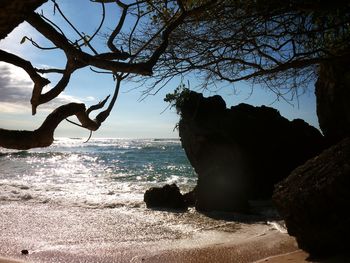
[0,228,303,263]
[0,244,308,263]
[254,250,309,263]
[140,230,302,263]
[0,258,24,263]
[1,201,348,263]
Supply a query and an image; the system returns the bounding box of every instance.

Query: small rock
[21,249,29,255]
[144,184,187,210]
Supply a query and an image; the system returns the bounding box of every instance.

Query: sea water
[0,138,283,262]
[0,138,196,207]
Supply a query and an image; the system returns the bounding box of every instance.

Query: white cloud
[0,62,83,114]
[83,96,96,102]
[0,102,28,113]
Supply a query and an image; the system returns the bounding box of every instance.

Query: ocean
[0,138,196,207]
[0,138,285,262]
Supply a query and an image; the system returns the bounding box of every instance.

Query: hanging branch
[95,76,122,123]
[106,0,133,60]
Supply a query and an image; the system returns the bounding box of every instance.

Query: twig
[84,130,93,143]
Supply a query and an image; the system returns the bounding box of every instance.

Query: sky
[0,0,319,139]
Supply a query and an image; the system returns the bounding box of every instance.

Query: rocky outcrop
[273,137,350,257]
[144,184,187,210]
[0,0,47,40]
[178,91,325,212]
[315,59,350,144]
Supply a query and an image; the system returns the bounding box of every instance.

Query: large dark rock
[273,137,350,257]
[315,59,350,144]
[144,184,187,210]
[178,91,325,212]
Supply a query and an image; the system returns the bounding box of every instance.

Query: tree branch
[0,49,51,116]
[26,12,153,74]
[86,95,110,115]
[52,0,99,54]
[30,57,81,114]
[95,76,121,123]
[0,103,94,150]
[107,1,128,53]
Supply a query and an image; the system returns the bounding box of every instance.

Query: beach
[0,200,303,263]
[1,138,345,263]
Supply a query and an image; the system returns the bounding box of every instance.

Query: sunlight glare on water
[0,138,196,208]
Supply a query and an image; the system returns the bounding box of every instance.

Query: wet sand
[0,242,306,263]
[1,200,337,263]
[142,231,300,263]
[0,234,301,263]
[0,259,24,263]
[3,247,348,263]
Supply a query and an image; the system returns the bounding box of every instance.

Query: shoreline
[4,248,349,263]
[0,242,307,263]
[0,200,303,263]
[141,229,301,263]
[0,238,302,263]
[0,258,24,263]
[0,200,299,263]
[0,252,308,263]
[4,201,348,263]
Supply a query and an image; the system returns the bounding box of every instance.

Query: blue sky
[0,0,319,139]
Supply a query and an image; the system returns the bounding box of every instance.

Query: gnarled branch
[0,103,84,150]
[0,100,113,150]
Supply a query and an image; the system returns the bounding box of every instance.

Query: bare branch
[26,12,153,74]
[0,103,99,150]
[86,95,110,115]
[95,76,122,123]
[51,0,99,54]
[30,58,80,114]
[107,1,128,53]
[88,2,106,45]
[36,67,65,74]
[0,49,50,86]
[0,49,50,115]
[22,36,58,50]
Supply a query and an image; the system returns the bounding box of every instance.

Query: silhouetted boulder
[178,91,325,212]
[144,184,187,210]
[273,137,350,257]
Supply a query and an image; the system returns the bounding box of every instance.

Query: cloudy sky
[0,0,319,139]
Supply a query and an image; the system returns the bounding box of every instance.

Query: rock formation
[273,137,350,257]
[178,91,325,212]
[315,59,350,144]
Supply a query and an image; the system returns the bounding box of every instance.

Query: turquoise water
[0,138,196,207]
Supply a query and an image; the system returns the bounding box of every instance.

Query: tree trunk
[315,58,350,144]
[0,0,47,40]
